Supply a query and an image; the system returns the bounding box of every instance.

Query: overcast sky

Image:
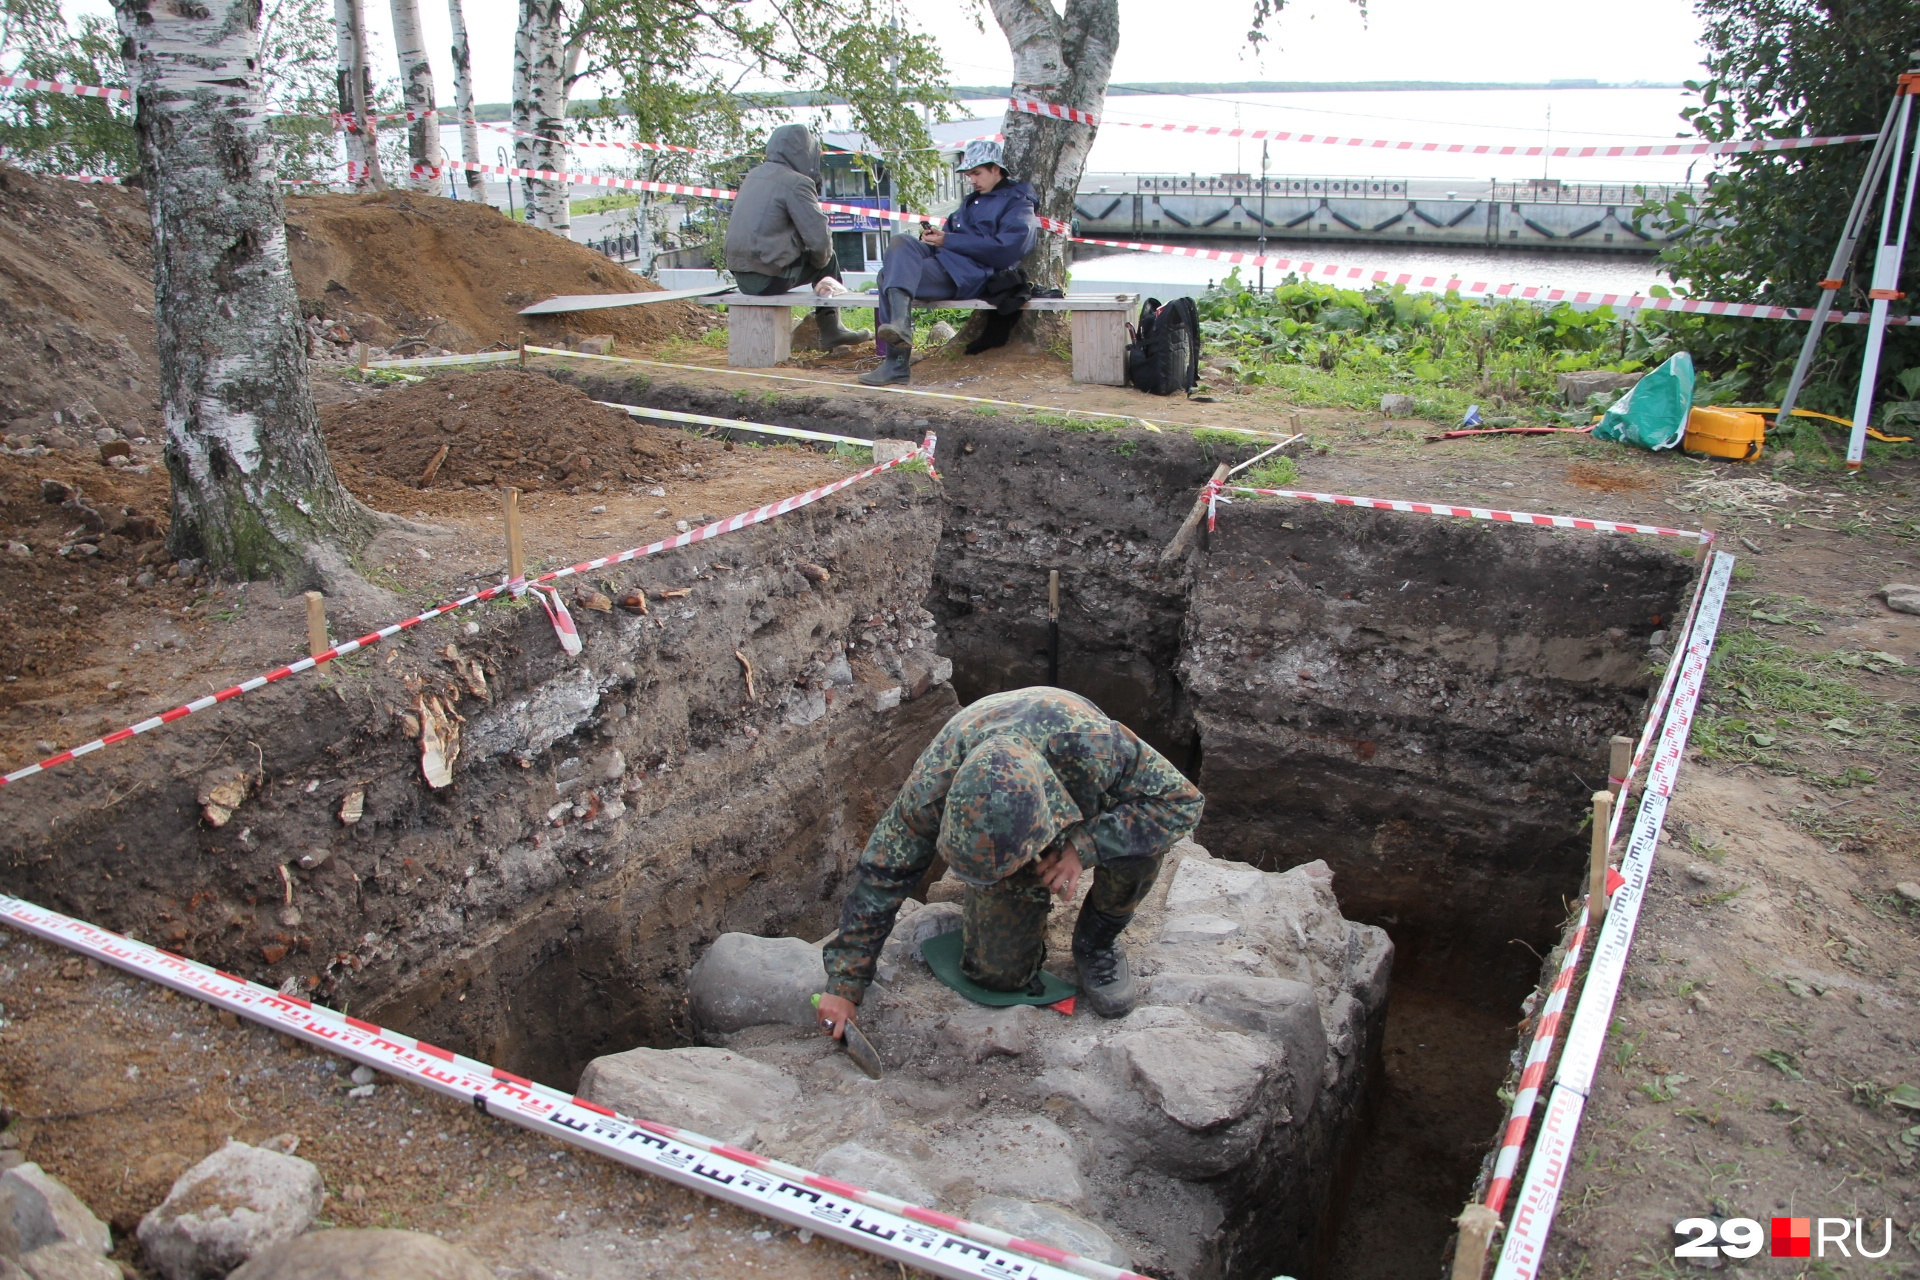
[67,0,1709,114]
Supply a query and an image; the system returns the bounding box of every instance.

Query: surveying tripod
[1776,52,1920,469]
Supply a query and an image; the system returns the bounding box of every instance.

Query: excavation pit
[0,382,1697,1280]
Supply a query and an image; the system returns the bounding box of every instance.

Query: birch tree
[447,0,484,196]
[513,0,570,231]
[333,0,381,187]
[987,0,1116,293]
[113,0,375,583]
[389,0,436,190]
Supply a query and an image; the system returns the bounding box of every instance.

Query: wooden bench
[704,291,1140,386]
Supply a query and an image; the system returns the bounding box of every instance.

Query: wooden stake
[1047,569,1060,622]
[517,342,529,368]
[1158,463,1230,564]
[1589,790,1614,927]
[304,591,329,665]
[1047,569,1061,686]
[1450,1203,1502,1280]
[1608,734,1632,797]
[505,488,524,582]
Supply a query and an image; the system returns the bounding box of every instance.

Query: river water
[957,86,1709,295]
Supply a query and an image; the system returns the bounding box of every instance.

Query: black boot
[1072,904,1137,1018]
[813,307,871,350]
[858,343,912,386]
[876,288,913,347]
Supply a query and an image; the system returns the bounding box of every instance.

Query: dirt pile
[284,191,713,352]
[320,369,692,491]
[0,168,159,435]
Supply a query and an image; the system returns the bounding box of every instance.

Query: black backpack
[1126,296,1201,396]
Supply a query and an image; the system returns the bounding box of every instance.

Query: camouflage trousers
[960,853,1163,993]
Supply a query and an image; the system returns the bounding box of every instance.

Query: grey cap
[957,138,1005,173]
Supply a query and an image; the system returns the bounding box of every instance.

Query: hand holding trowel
[812,992,883,1079]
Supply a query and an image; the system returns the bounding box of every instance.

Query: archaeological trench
[0,374,1695,1280]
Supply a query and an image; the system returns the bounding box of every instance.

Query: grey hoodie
[724,124,834,278]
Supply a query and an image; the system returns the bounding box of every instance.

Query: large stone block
[687,933,825,1035]
[969,1197,1130,1269]
[0,1165,110,1258]
[137,1140,324,1280]
[1119,1027,1280,1131]
[812,1144,937,1206]
[226,1229,494,1279]
[576,1046,800,1149]
[17,1244,118,1280]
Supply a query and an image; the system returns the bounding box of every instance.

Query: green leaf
[1888,1083,1920,1111]
[1756,1048,1804,1081]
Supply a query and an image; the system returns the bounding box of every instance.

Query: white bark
[332,0,380,188]
[447,0,485,196]
[113,0,374,581]
[389,0,437,190]
[512,0,570,233]
[988,0,1116,291]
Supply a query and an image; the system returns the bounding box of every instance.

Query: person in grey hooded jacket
[724,124,869,350]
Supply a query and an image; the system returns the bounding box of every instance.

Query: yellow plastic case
[1682,406,1766,461]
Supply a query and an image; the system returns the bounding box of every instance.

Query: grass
[1239,455,1300,490]
[1691,624,1918,769]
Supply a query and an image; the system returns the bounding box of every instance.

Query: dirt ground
[1,181,1918,1276]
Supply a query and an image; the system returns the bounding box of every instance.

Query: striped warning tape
[1207,482,1712,542]
[1481,531,1718,1214]
[0,436,934,789]
[0,891,1136,1280]
[0,71,129,101]
[1007,96,1879,157]
[1491,551,1733,1280]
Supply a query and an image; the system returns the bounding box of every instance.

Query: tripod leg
[1778,91,1906,420]
[1849,90,1920,469]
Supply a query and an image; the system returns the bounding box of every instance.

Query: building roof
[821,116,1000,157]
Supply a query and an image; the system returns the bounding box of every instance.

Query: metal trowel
[812,993,884,1079]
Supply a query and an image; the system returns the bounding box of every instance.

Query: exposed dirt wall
[0,472,951,1087]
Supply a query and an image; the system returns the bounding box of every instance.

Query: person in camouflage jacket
[816,687,1204,1028]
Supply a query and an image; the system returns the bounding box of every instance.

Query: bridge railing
[1078,173,1705,205]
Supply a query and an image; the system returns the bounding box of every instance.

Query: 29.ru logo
[1675,1216,1894,1259]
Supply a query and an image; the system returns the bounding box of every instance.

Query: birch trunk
[113,0,375,583]
[512,0,570,233]
[389,0,437,190]
[447,0,485,196]
[988,0,1116,293]
[332,0,380,189]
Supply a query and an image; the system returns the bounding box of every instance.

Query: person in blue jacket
[858,139,1038,386]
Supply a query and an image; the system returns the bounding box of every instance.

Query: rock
[17,1244,118,1280]
[926,320,957,345]
[686,933,825,1035]
[5,544,27,559]
[225,1229,493,1280]
[91,428,118,445]
[97,441,130,464]
[0,1165,110,1258]
[796,562,830,584]
[296,849,330,872]
[874,901,961,983]
[1378,393,1417,418]
[1556,370,1642,405]
[968,1198,1130,1269]
[43,432,80,452]
[576,1046,799,1149]
[940,1005,1038,1062]
[1164,856,1268,913]
[349,1065,374,1086]
[1895,882,1920,904]
[923,873,965,905]
[137,1140,324,1280]
[37,480,71,505]
[1119,1026,1280,1131]
[0,1257,26,1280]
[195,766,252,829]
[1877,583,1920,616]
[573,336,615,356]
[812,1144,937,1206]
[932,1116,1087,1209]
[871,686,903,712]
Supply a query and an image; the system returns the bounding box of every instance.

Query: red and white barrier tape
[1007,96,1878,157]
[0,71,129,101]
[49,173,122,184]
[476,120,732,158]
[0,893,1133,1280]
[1481,531,1717,1213]
[0,436,935,789]
[1206,482,1711,542]
[1492,551,1733,1280]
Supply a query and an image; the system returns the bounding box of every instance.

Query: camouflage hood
[937,736,1082,886]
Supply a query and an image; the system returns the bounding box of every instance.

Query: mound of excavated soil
[0,168,159,434]
[285,191,712,352]
[319,369,692,491]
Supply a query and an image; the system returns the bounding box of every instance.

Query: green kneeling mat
[919,929,1077,1008]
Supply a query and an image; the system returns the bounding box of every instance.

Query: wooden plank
[1071,307,1130,385]
[728,303,792,367]
[518,284,730,315]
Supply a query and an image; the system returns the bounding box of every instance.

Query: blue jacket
[933,179,1038,298]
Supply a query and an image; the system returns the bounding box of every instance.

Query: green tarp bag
[919,929,1077,1008]
[1594,352,1693,451]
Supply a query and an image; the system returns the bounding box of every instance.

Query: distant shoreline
[467,80,1684,121]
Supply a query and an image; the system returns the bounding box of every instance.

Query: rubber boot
[858,343,912,386]
[814,307,871,349]
[1072,904,1137,1018]
[876,288,913,347]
